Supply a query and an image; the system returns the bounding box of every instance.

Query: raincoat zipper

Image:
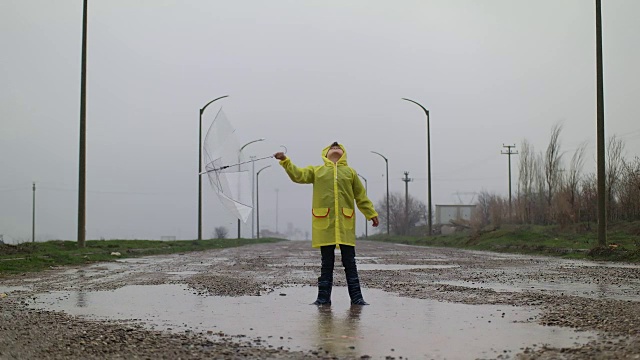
[333,162,340,244]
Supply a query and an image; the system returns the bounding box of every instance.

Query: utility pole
[77,0,88,247]
[32,182,36,243]
[251,156,256,238]
[595,0,607,246]
[501,144,518,218]
[402,171,413,235]
[256,165,270,239]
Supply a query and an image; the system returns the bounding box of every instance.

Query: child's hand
[371,216,379,227]
[274,152,287,161]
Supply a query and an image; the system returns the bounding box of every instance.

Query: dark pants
[314,244,367,305]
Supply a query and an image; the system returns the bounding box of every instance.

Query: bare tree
[376,192,427,235]
[213,226,228,239]
[544,123,564,209]
[471,126,640,228]
[619,156,640,220]
[534,152,547,224]
[473,191,507,230]
[488,194,506,229]
[606,136,625,221]
[518,139,536,223]
[565,141,588,220]
[475,191,492,227]
[552,187,574,230]
[579,173,598,227]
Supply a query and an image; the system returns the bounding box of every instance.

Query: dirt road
[1,240,639,359]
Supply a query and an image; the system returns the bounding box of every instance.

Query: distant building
[435,205,476,225]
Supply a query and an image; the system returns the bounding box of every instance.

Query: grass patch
[0,238,284,275]
[366,221,640,262]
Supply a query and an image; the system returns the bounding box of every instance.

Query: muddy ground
[1,240,639,359]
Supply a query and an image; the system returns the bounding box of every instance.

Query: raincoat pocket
[342,207,355,230]
[312,208,330,230]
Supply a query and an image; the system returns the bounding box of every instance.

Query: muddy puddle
[562,261,640,269]
[165,271,201,275]
[437,280,640,302]
[30,285,596,359]
[0,285,30,293]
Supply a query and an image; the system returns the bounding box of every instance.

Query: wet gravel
[0,295,323,359]
[2,240,640,359]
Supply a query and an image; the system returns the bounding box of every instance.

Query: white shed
[435,205,476,225]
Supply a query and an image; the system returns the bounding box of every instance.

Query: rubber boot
[313,246,335,305]
[343,249,369,305]
[346,271,368,305]
[312,276,332,305]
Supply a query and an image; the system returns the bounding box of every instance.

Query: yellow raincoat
[279,143,378,248]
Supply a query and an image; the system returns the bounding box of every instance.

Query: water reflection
[597,282,609,299]
[76,291,87,308]
[76,270,87,308]
[315,306,363,357]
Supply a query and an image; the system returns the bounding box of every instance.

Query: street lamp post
[32,182,36,243]
[199,95,228,241]
[371,151,390,235]
[250,156,256,238]
[357,174,368,239]
[256,165,271,239]
[402,98,432,236]
[237,138,265,239]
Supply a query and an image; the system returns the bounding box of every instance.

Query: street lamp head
[371,151,388,162]
[240,138,266,152]
[257,165,271,175]
[201,95,229,113]
[402,98,429,115]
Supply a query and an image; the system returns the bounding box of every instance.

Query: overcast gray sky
[2,0,639,242]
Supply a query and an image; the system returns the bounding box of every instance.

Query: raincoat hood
[322,143,348,166]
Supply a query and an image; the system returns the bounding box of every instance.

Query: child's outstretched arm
[274,152,315,184]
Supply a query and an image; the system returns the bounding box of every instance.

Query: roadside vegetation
[0,238,284,274]
[369,122,640,262]
[366,221,640,262]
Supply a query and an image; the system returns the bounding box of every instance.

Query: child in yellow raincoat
[274,142,379,305]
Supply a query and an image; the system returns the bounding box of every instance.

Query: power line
[414,176,504,182]
[0,187,30,193]
[37,186,169,195]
